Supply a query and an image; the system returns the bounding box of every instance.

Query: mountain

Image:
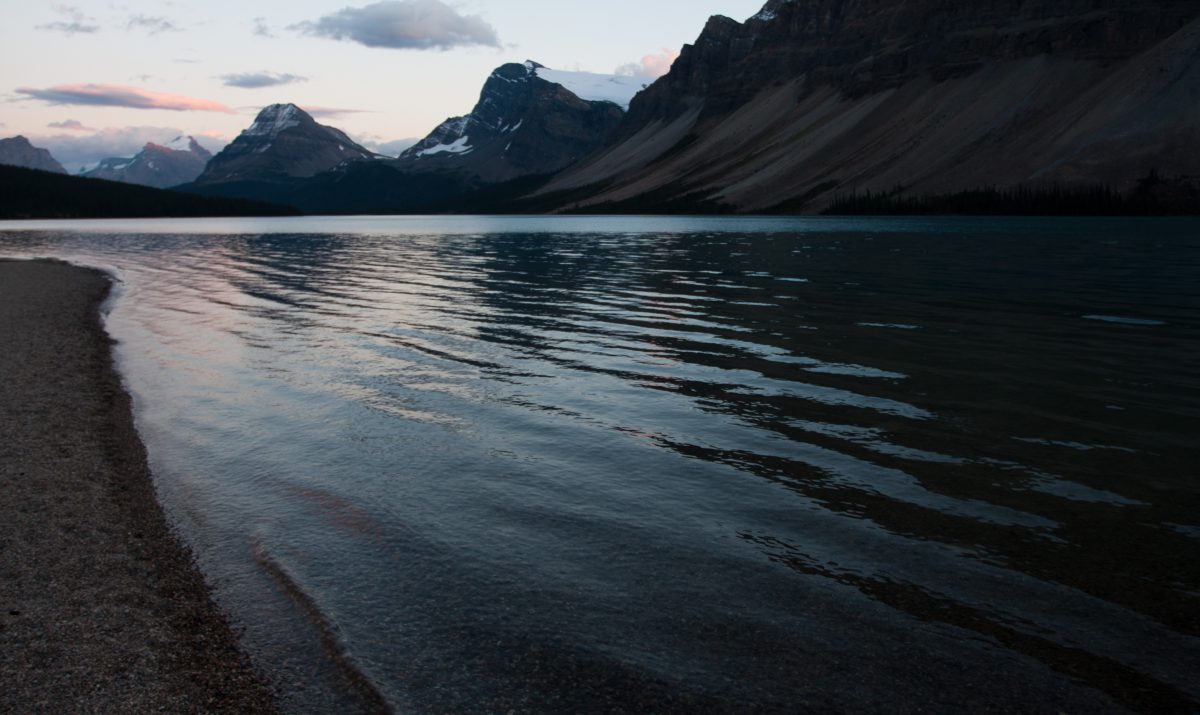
[391,61,626,185]
[0,165,299,219]
[533,0,1200,213]
[82,136,212,189]
[184,63,629,213]
[193,104,377,186]
[0,136,67,174]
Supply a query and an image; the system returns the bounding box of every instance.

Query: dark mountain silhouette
[532,0,1200,213]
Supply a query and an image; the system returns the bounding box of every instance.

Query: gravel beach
[0,259,278,713]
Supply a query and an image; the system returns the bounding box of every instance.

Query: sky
[1,0,767,171]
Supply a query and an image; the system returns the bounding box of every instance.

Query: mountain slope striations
[537,0,1200,212]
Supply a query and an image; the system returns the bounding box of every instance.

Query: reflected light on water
[1,216,1198,714]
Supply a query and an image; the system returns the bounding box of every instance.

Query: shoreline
[0,259,277,712]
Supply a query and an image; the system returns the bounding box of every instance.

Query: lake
[1,216,1197,713]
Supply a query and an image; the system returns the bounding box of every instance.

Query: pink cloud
[16,84,235,113]
[616,49,681,79]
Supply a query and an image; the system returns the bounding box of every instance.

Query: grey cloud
[360,137,418,157]
[48,119,94,131]
[37,21,99,34]
[301,106,367,119]
[253,17,273,37]
[295,0,500,50]
[37,5,99,34]
[222,72,308,89]
[127,14,179,34]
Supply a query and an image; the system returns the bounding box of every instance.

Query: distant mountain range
[181,62,632,213]
[82,136,212,189]
[6,0,1199,216]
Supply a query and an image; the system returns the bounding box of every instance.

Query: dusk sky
[2,0,766,171]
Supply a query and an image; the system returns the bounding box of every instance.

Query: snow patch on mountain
[416,135,473,157]
[535,67,648,109]
[246,104,302,137]
[750,0,791,22]
[164,135,194,152]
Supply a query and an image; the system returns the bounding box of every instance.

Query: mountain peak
[245,103,311,138]
[82,135,212,188]
[143,136,211,159]
[194,104,375,185]
[396,60,625,184]
[749,0,791,22]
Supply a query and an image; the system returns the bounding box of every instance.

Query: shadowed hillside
[0,165,299,219]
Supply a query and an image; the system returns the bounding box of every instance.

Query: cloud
[359,136,418,156]
[48,119,94,131]
[127,15,179,34]
[616,49,680,78]
[16,84,235,113]
[295,0,500,50]
[253,17,273,37]
[31,126,230,173]
[302,106,369,119]
[222,72,308,89]
[36,5,99,35]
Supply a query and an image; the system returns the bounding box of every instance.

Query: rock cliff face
[393,61,625,184]
[83,137,212,189]
[194,104,376,185]
[0,136,67,174]
[539,0,1200,212]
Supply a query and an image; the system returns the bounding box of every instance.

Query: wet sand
[0,259,277,713]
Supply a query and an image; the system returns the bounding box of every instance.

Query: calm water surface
[2,216,1198,713]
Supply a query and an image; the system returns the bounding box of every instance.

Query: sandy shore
[0,259,277,713]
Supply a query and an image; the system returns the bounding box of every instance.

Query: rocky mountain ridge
[390,61,625,185]
[536,0,1200,212]
[184,63,628,213]
[193,104,378,186]
[0,136,67,175]
[83,136,212,189]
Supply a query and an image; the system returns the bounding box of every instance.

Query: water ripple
[2,216,1198,713]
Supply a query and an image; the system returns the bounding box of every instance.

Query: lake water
[1,216,1198,713]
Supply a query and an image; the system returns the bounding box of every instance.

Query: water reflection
[1,217,1198,713]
